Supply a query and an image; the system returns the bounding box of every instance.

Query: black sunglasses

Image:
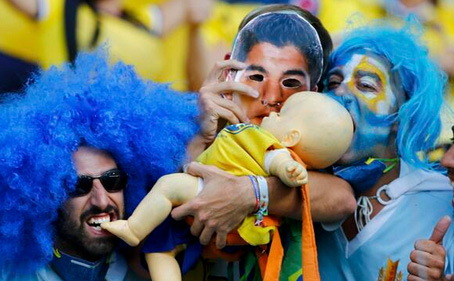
[70,169,128,197]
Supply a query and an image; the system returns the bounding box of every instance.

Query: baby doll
[102,91,354,281]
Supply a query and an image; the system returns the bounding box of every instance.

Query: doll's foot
[101,220,140,246]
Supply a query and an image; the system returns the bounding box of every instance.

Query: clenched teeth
[88,215,111,227]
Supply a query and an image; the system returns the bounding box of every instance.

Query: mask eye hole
[281,78,302,88]
[249,74,264,82]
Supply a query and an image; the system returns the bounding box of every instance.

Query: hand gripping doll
[102,91,354,281]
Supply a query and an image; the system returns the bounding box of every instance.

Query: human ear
[281,130,301,148]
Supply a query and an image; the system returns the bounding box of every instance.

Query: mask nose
[261,80,283,108]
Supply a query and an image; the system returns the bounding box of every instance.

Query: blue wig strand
[0,50,199,273]
[329,18,447,170]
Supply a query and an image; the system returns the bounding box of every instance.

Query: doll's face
[261,91,354,169]
[324,52,406,165]
[55,147,125,261]
[232,42,311,125]
[260,94,304,142]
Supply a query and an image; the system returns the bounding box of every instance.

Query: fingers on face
[206,60,247,84]
[200,81,259,102]
[199,87,249,124]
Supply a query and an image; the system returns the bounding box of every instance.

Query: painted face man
[324,51,406,165]
[316,24,451,281]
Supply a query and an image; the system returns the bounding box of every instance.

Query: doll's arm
[266,149,308,187]
[101,173,199,246]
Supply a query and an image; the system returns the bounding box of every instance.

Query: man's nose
[332,82,350,96]
[89,180,109,209]
[441,145,454,169]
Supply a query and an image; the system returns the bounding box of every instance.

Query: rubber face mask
[324,52,405,165]
[228,11,323,125]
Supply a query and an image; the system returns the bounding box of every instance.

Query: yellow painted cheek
[351,58,391,114]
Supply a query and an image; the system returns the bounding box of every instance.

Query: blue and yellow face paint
[324,52,405,165]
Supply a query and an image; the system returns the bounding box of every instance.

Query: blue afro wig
[327,19,447,170]
[0,51,199,272]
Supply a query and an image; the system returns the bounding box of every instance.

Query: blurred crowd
[1,0,454,141]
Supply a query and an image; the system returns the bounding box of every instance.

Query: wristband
[255,176,269,226]
[248,175,260,213]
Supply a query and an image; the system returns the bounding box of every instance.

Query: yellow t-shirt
[37,0,164,81]
[0,1,40,63]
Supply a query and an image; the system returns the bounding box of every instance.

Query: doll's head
[260,91,353,169]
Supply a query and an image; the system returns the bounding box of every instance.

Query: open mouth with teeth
[86,213,117,234]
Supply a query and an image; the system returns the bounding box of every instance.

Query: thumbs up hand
[407,216,452,281]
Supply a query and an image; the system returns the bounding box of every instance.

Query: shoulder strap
[288,149,320,281]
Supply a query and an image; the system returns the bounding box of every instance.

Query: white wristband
[256,176,268,216]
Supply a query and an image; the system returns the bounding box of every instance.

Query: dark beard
[55,205,122,261]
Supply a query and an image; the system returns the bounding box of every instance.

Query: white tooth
[89,215,111,225]
[93,226,101,231]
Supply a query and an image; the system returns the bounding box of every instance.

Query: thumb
[171,202,193,221]
[429,215,452,244]
[185,162,211,179]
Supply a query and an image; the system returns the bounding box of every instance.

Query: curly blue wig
[328,19,447,170]
[0,51,199,272]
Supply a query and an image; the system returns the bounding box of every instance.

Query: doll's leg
[101,173,199,246]
[145,248,183,281]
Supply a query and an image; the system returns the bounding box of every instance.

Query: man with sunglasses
[0,51,199,281]
[52,147,129,281]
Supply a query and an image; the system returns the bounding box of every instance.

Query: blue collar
[50,248,111,281]
[333,157,399,194]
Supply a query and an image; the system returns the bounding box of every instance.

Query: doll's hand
[171,162,256,249]
[281,161,308,187]
[198,60,259,145]
[408,216,451,281]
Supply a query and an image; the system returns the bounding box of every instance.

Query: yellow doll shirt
[196,123,285,245]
